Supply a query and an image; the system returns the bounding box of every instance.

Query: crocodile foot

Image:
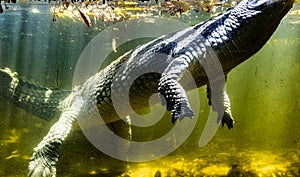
[158,79,194,123]
[28,152,56,177]
[28,140,60,177]
[170,100,194,123]
[222,110,234,130]
[207,85,234,130]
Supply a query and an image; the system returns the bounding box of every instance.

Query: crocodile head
[247,0,294,10]
[219,0,294,71]
[233,0,294,44]
[243,0,294,22]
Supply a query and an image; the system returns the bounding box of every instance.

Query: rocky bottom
[107,149,300,177]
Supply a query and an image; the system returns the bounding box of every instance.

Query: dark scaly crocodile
[0,0,294,176]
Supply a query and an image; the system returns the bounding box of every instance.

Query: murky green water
[0,2,299,177]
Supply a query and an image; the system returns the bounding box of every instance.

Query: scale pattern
[0,0,294,176]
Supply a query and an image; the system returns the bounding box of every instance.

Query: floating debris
[5,154,20,160]
[1,129,20,144]
[112,38,117,53]
[31,8,40,14]
[161,0,191,16]
[78,8,92,27]
[47,0,237,25]
[290,9,300,15]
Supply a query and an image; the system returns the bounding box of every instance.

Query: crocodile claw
[221,111,234,130]
[171,101,194,123]
[159,91,194,123]
[28,154,56,177]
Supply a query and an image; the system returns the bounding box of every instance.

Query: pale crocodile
[0,0,294,176]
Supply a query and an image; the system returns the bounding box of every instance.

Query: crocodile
[0,0,294,176]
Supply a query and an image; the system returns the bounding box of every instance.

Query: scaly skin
[0,68,69,121]
[0,0,294,176]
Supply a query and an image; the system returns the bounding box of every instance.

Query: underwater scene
[0,0,300,176]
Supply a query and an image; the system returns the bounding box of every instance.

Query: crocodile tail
[0,67,69,121]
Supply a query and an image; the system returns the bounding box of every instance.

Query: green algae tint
[0,2,299,177]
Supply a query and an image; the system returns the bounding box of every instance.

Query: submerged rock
[154,170,161,177]
[227,164,258,177]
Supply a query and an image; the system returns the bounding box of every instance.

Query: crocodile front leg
[158,56,195,123]
[28,95,82,177]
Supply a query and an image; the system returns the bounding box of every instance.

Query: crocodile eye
[247,0,269,9]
